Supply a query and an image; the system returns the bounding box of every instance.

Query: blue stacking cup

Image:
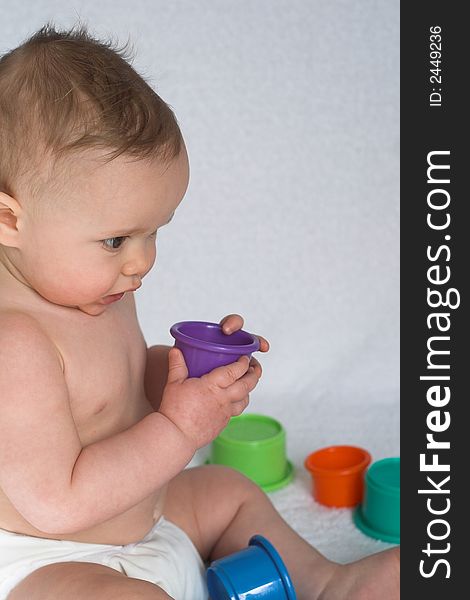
[206,535,297,600]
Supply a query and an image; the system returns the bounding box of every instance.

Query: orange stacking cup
[304,445,371,508]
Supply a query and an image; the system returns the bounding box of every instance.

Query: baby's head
[0,22,189,316]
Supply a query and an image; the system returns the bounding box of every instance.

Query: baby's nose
[122,260,149,279]
[121,240,157,280]
[121,249,155,279]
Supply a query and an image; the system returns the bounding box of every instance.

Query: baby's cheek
[70,267,115,299]
[39,261,113,305]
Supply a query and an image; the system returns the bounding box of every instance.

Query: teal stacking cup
[353,457,400,544]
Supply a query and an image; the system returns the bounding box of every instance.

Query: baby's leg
[164,465,399,600]
[8,562,173,600]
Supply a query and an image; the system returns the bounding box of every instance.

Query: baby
[0,23,399,600]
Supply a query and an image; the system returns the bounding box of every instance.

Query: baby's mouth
[101,283,141,304]
[102,292,125,305]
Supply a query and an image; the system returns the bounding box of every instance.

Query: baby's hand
[158,348,260,450]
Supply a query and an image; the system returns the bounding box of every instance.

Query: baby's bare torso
[0,283,166,545]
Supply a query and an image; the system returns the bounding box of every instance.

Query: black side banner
[401,3,467,597]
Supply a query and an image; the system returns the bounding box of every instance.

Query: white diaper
[0,516,208,599]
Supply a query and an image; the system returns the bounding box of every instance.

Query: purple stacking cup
[170,321,260,378]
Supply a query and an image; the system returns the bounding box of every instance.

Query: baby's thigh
[8,561,173,600]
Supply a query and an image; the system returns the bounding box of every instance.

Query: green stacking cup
[353,457,400,544]
[209,414,294,492]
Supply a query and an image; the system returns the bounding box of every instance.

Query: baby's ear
[0,192,22,247]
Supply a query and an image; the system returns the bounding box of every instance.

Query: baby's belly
[0,485,167,545]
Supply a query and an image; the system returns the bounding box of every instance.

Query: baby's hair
[0,21,183,213]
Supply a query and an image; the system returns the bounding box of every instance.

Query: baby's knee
[204,464,265,501]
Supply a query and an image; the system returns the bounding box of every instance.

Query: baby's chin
[76,303,108,316]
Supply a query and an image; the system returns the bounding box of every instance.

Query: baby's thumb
[167,347,188,384]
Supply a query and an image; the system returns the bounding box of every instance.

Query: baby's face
[17,146,189,316]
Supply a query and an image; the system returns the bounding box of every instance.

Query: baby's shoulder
[0,308,41,333]
[0,309,65,373]
[0,307,47,332]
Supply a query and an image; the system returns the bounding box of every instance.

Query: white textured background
[2,0,399,563]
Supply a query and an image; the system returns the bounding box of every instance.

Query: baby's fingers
[219,314,244,334]
[249,356,262,378]
[226,365,260,401]
[205,355,250,388]
[231,396,250,416]
[256,335,270,352]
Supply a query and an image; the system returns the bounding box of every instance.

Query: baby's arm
[0,313,257,535]
[144,344,170,411]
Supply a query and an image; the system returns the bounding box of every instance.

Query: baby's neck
[0,248,50,311]
[0,247,27,288]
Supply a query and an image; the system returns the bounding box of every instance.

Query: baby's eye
[102,236,127,251]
